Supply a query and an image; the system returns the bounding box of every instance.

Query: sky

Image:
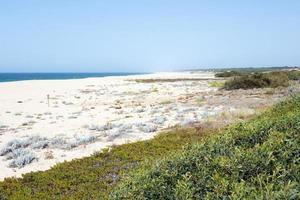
[0,0,300,72]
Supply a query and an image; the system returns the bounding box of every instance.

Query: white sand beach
[0,71,286,180]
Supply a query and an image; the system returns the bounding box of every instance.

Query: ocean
[0,73,144,82]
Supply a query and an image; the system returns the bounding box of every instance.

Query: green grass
[111,95,300,199]
[0,127,214,200]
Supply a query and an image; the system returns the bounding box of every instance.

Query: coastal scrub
[111,95,300,199]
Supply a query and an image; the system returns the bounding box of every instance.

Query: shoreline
[0,72,150,83]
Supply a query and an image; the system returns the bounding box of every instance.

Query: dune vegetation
[223,72,290,90]
[215,71,244,77]
[0,94,298,199]
[0,126,219,199]
[111,94,300,199]
[0,72,299,199]
[220,70,300,90]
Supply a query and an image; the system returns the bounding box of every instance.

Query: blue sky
[0,0,300,72]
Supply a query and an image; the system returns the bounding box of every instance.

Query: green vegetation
[215,68,300,79]
[211,66,299,73]
[287,70,300,80]
[0,127,213,199]
[215,69,300,90]
[223,72,290,90]
[208,81,225,87]
[112,95,300,199]
[215,71,244,77]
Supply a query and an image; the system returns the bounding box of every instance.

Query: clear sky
[0,0,300,72]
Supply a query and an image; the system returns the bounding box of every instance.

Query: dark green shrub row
[111,95,300,199]
[215,71,244,77]
[214,68,300,78]
[223,72,290,90]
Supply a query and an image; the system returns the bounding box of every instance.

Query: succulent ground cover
[111,95,300,199]
[0,126,218,199]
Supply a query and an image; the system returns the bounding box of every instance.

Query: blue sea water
[0,73,144,82]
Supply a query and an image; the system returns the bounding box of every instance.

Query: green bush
[223,72,289,90]
[287,70,300,80]
[215,71,244,77]
[209,81,225,88]
[111,95,300,199]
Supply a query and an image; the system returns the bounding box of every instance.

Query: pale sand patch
[0,72,219,180]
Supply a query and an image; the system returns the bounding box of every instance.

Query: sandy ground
[0,71,289,180]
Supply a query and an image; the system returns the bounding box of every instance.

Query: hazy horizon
[1,1,300,72]
[0,65,298,74]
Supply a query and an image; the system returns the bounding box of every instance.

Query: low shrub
[111,95,300,199]
[8,149,38,168]
[208,81,224,87]
[215,71,244,77]
[0,134,99,169]
[0,127,211,199]
[223,72,289,90]
[287,70,300,80]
